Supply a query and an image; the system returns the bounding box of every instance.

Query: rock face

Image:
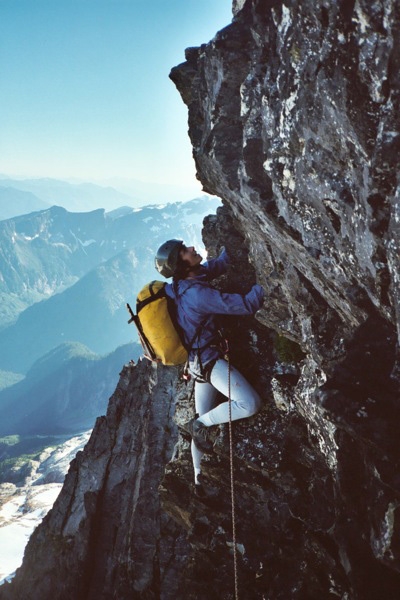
[0,361,189,599]
[1,1,399,599]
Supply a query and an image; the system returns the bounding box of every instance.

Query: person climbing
[154,239,264,492]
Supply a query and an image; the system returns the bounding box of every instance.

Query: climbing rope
[227,349,239,600]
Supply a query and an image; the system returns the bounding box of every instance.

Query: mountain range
[0,195,220,435]
[0,342,141,436]
[0,176,202,217]
[0,188,49,221]
[0,198,219,330]
[0,177,135,215]
[0,250,144,372]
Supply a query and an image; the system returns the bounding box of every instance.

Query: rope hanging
[227,350,239,600]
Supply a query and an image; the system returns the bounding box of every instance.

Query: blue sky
[0,0,232,192]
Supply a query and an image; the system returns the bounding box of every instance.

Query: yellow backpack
[127,280,188,366]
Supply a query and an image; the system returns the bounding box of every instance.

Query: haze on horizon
[0,0,232,197]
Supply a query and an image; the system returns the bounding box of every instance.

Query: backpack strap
[185,317,208,353]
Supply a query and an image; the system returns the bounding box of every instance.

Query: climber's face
[180,245,203,268]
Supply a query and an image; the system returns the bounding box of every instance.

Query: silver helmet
[154,239,184,278]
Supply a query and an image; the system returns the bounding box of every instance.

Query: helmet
[155,239,184,278]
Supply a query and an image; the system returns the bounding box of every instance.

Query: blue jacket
[165,250,264,375]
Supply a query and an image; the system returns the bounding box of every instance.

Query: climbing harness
[226,341,239,600]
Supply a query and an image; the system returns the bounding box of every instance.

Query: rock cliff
[1,1,399,599]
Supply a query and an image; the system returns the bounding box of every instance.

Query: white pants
[191,358,261,483]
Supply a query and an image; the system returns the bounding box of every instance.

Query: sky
[0,0,233,193]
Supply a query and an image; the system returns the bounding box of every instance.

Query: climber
[155,239,264,492]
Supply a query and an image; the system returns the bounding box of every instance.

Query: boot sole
[178,425,214,453]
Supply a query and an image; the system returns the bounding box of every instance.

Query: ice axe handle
[126,303,135,324]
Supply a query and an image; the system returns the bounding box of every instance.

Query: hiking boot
[180,418,216,453]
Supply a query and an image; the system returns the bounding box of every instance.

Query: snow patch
[0,430,91,581]
[0,485,62,581]
[22,234,40,241]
